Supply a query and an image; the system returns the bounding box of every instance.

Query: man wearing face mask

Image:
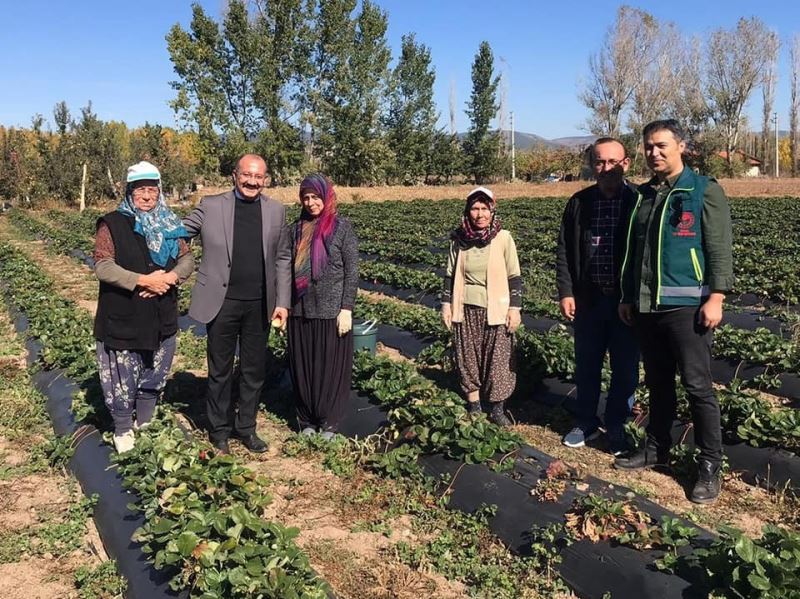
[183,154,291,455]
[556,138,640,456]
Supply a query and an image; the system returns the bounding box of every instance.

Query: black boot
[690,460,722,504]
[467,400,483,415]
[488,402,512,427]
[613,440,669,470]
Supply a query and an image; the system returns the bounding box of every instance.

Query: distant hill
[549,135,598,149]
[459,130,597,151]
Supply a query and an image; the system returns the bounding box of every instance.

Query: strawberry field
[1,195,799,599]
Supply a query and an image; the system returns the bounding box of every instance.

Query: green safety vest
[621,169,710,308]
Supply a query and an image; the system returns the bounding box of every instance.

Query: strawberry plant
[115,416,328,597]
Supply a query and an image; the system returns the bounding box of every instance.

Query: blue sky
[1,1,797,138]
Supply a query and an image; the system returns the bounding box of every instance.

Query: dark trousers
[288,317,353,431]
[636,307,722,465]
[206,298,268,442]
[573,292,639,431]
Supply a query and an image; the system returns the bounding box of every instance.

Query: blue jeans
[573,292,639,431]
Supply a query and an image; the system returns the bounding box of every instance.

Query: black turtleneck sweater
[226,196,265,300]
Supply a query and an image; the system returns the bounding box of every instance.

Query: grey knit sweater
[290,217,359,319]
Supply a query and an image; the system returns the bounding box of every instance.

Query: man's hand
[618,303,635,326]
[137,270,171,295]
[441,303,452,330]
[337,309,352,336]
[559,296,576,321]
[698,292,724,329]
[270,307,288,330]
[506,308,521,334]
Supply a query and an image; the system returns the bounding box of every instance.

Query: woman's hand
[441,303,452,330]
[506,308,521,334]
[137,270,172,296]
[337,309,352,336]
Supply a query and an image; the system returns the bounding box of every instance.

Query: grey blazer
[182,190,291,324]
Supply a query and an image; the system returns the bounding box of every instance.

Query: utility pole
[510,111,516,181]
[774,112,779,178]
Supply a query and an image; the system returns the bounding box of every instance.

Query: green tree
[166,1,308,184]
[53,101,72,136]
[463,41,501,183]
[384,33,437,184]
[167,2,256,177]
[73,102,126,203]
[312,0,391,185]
[252,0,311,184]
[428,130,464,184]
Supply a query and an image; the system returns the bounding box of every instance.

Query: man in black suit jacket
[183,154,291,454]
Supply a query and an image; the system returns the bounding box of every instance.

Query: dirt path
[0,307,121,598]
[234,417,468,599]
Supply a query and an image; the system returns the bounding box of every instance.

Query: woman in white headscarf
[93,161,194,452]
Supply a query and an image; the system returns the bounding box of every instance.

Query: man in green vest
[614,119,733,504]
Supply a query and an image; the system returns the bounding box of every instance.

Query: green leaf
[176,531,199,557]
[734,534,756,563]
[747,572,771,591]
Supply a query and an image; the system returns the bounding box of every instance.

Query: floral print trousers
[96,335,176,433]
[452,305,516,403]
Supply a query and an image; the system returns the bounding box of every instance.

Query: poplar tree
[312,0,391,185]
[463,41,501,184]
[166,0,308,183]
[384,34,437,184]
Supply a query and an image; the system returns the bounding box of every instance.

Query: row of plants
[0,242,329,598]
[559,491,800,598]
[0,341,127,598]
[42,194,800,306]
[9,209,94,255]
[714,324,800,375]
[114,413,328,597]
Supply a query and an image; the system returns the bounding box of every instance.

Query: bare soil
[508,404,799,536]
[210,414,468,598]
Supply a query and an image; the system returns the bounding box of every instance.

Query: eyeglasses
[236,171,266,182]
[131,186,159,198]
[593,159,625,168]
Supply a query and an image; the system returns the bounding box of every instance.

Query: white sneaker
[113,430,136,453]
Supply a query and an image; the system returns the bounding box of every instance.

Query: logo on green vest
[674,212,696,237]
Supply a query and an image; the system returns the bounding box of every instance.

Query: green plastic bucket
[353,319,378,355]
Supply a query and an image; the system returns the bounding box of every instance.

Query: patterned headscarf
[451,186,502,248]
[117,161,188,267]
[293,173,340,301]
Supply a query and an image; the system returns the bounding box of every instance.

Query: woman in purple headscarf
[288,174,359,439]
